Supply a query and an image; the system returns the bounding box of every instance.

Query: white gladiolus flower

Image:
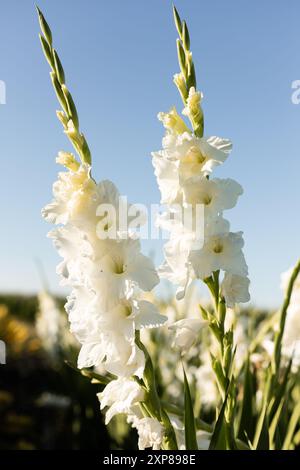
[42,164,97,226]
[98,378,144,424]
[280,267,300,367]
[221,273,250,308]
[152,87,249,316]
[281,267,300,298]
[152,132,232,204]
[87,238,159,310]
[159,232,195,292]
[43,149,163,434]
[128,416,164,450]
[182,177,243,217]
[190,231,248,280]
[169,318,203,354]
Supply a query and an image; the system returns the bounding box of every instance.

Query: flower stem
[172,5,204,137]
[204,272,236,447]
[36,6,91,165]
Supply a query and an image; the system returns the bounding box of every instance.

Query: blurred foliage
[0,298,136,450]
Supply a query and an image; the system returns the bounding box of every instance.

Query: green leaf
[253,399,269,449]
[183,367,198,450]
[282,399,300,449]
[237,356,255,442]
[161,409,178,450]
[209,393,229,450]
[268,356,293,423]
[269,397,285,449]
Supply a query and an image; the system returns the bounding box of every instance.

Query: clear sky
[0,0,300,308]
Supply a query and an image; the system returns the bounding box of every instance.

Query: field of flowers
[1,4,300,452]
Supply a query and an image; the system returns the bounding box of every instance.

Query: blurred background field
[0,291,278,450]
[0,294,139,450]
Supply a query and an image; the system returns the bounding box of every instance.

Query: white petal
[134,301,167,329]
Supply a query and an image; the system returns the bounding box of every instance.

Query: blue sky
[0,0,300,308]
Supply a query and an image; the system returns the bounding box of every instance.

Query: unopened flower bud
[56,151,80,172]
[158,106,190,135]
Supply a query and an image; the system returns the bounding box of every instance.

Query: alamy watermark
[95,197,205,246]
[0,340,6,364]
[291,80,300,104]
[0,80,6,104]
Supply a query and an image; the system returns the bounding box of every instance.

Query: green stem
[172,5,204,137]
[37,6,91,165]
[204,272,236,447]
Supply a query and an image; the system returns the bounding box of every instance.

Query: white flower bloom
[152,132,232,204]
[48,225,92,286]
[159,231,195,290]
[151,154,180,204]
[128,416,164,450]
[66,293,154,377]
[182,177,243,217]
[42,164,97,226]
[279,267,300,368]
[44,162,162,425]
[282,302,300,367]
[221,273,250,308]
[281,267,300,299]
[169,318,203,354]
[190,231,248,280]
[87,238,159,311]
[98,378,144,424]
[152,96,249,313]
[133,300,167,329]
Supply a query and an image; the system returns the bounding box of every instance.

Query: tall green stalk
[37,6,91,165]
[202,273,236,448]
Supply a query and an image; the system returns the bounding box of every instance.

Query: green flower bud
[173,5,182,36]
[36,6,52,46]
[62,85,79,130]
[50,71,68,114]
[182,21,190,50]
[39,34,54,68]
[53,49,65,85]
